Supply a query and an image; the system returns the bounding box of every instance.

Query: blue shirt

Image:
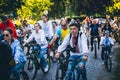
[10,39,27,63]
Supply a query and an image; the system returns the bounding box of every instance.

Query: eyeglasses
[34,26,38,27]
[61,25,66,26]
[3,34,9,37]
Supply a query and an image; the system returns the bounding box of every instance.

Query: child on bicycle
[100,30,114,60]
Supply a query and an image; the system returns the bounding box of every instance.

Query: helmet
[105,30,109,34]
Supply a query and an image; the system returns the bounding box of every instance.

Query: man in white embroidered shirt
[100,30,114,60]
[55,23,88,80]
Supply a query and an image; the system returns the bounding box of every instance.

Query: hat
[1,15,8,21]
[105,30,109,34]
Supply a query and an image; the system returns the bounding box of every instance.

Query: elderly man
[89,19,101,51]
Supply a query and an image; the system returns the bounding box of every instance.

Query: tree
[106,0,120,15]
[48,0,66,19]
[17,0,53,20]
[0,0,24,16]
[69,0,112,16]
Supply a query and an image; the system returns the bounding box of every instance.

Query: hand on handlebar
[55,52,60,59]
[23,42,27,47]
[82,54,88,61]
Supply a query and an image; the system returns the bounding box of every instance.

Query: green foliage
[106,0,120,15]
[0,0,24,16]
[1,0,120,20]
[49,0,112,18]
[17,0,53,20]
[48,0,66,19]
[68,0,112,16]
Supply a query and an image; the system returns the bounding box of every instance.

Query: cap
[1,15,8,21]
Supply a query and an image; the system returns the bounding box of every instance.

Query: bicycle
[102,45,112,72]
[24,39,51,80]
[64,58,87,80]
[48,45,58,63]
[55,47,70,80]
[9,64,29,80]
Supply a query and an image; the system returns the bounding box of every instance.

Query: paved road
[24,44,119,80]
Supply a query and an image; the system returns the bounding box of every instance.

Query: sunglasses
[34,26,39,27]
[61,25,66,26]
[3,34,9,37]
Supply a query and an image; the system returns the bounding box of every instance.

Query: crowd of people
[0,14,119,80]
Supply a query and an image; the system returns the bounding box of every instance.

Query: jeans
[9,62,25,79]
[64,55,87,80]
[39,48,47,68]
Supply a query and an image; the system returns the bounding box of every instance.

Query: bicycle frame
[103,45,112,72]
[56,48,70,80]
[67,58,87,80]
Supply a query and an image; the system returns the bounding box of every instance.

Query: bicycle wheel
[94,43,97,59]
[51,56,57,63]
[102,51,106,60]
[106,55,112,72]
[56,65,64,80]
[19,71,29,80]
[41,53,51,73]
[24,57,37,80]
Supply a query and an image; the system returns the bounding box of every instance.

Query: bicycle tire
[51,56,57,63]
[106,55,112,72]
[94,43,97,59]
[19,71,29,80]
[24,57,37,80]
[87,38,89,49]
[56,65,64,80]
[41,53,51,74]
[102,52,106,60]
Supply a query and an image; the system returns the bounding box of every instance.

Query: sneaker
[44,65,49,72]
[101,63,105,67]
[109,55,112,58]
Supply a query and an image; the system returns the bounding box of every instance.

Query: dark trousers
[101,46,111,60]
[0,69,9,80]
[90,36,100,49]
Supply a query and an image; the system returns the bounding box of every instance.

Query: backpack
[0,41,15,70]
